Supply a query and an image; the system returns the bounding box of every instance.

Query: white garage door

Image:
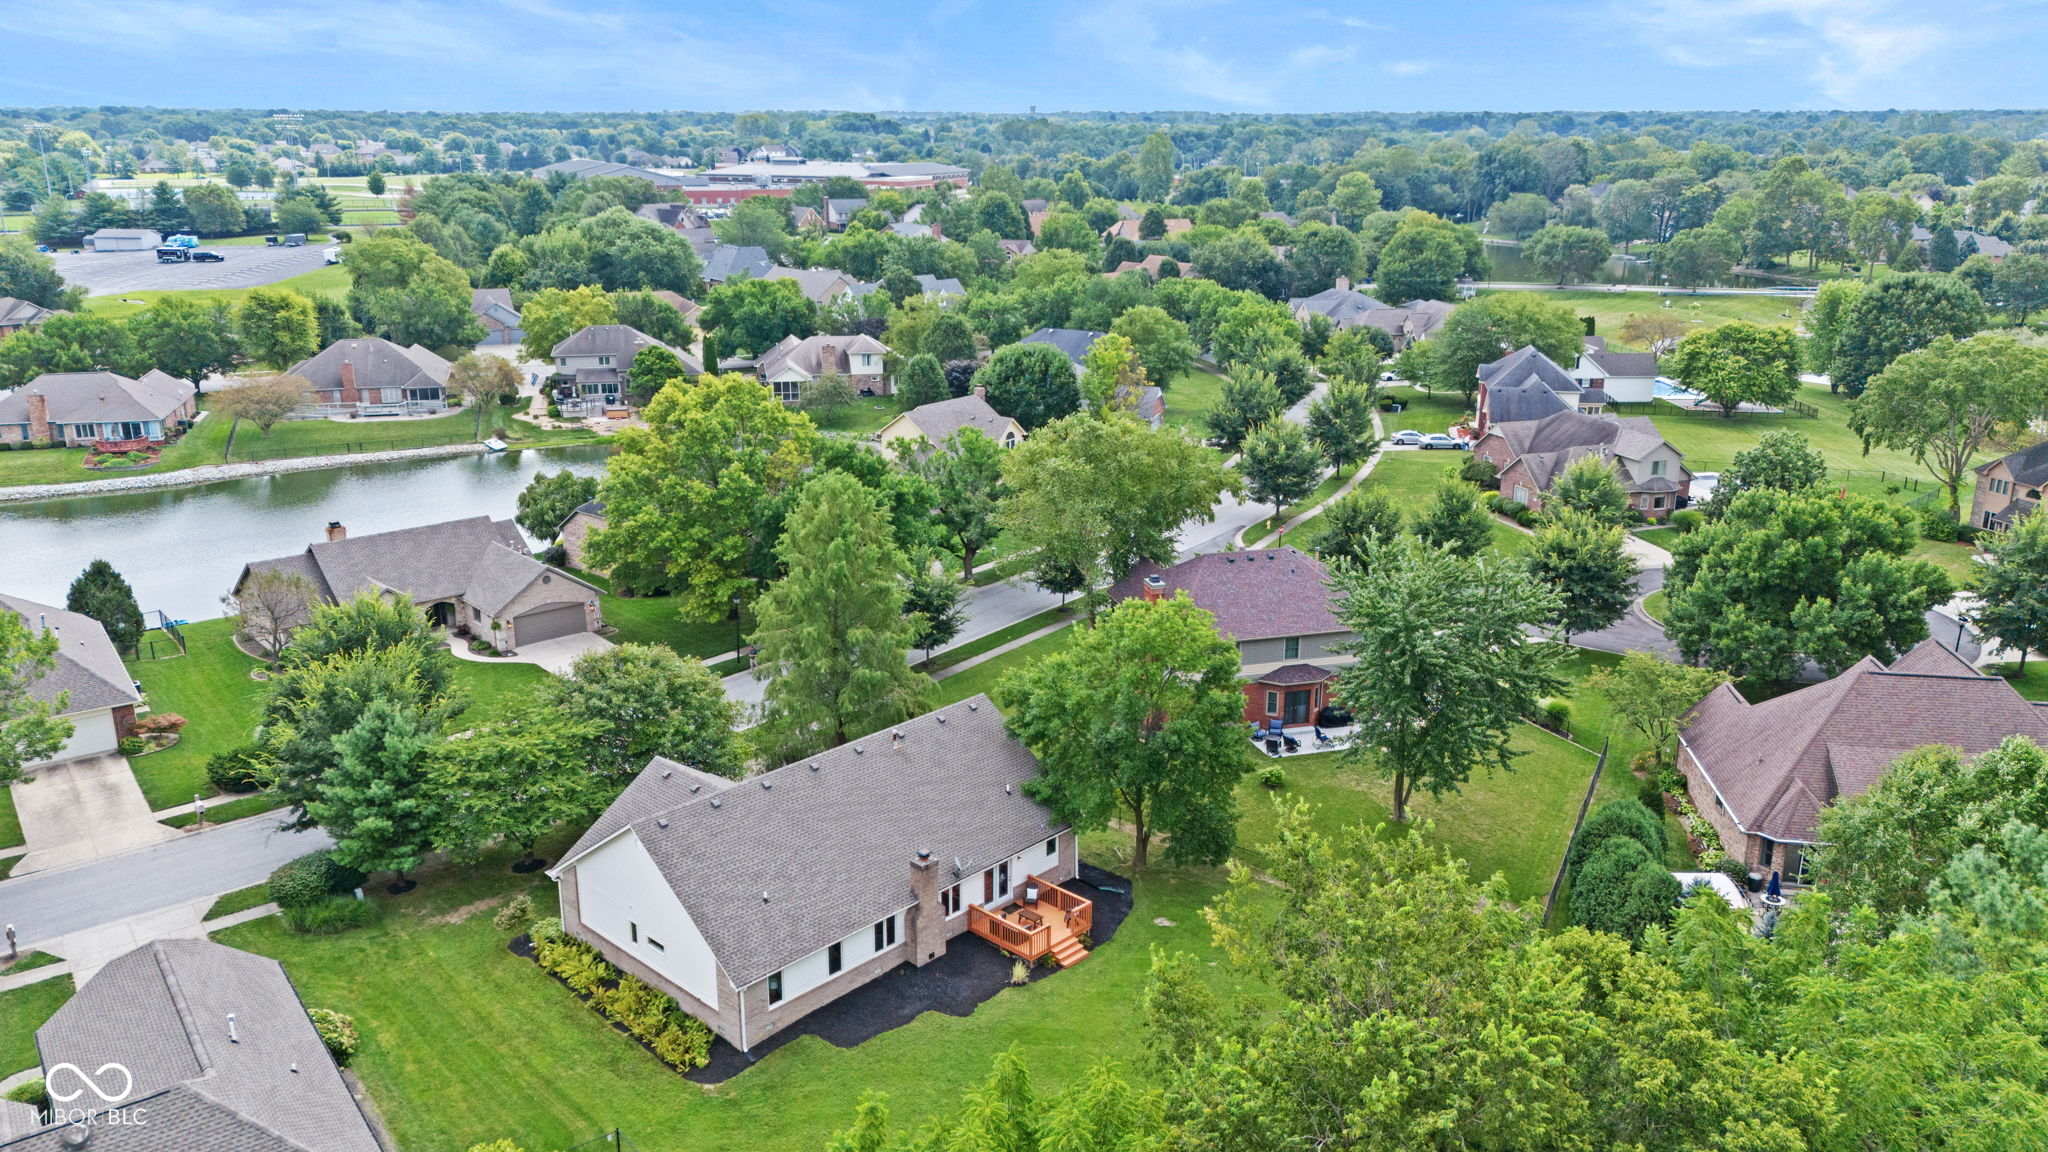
[514,603,587,644]
[37,709,118,767]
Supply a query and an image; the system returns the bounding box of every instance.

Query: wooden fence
[1542,735,1611,925]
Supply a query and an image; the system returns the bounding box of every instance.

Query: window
[996,862,1010,899]
[767,972,784,1004]
[1651,459,1667,477]
[941,884,962,916]
[647,937,665,952]
[827,942,842,975]
[598,355,613,366]
[630,922,638,943]
[1283,637,1300,659]
[873,915,897,950]
[471,607,481,622]
[1265,691,1279,716]
[1512,485,1530,504]
[983,869,994,903]
[1761,841,1774,867]
[1652,496,1667,509]
[1045,837,1058,858]
[1991,478,2010,495]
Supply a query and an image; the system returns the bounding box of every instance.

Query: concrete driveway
[448,630,613,675]
[50,242,333,296]
[10,753,180,874]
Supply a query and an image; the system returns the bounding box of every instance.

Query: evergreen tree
[922,313,976,364]
[752,473,928,764]
[307,697,439,889]
[65,559,145,654]
[896,352,948,409]
[1524,511,1638,641]
[1413,478,1493,557]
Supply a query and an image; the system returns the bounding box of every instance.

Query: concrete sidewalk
[10,753,180,874]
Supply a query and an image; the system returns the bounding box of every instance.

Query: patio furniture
[1015,908,1044,930]
[1024,883,1040,905]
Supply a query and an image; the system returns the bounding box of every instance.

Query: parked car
[190,249,225,262]
[1419,433,1470,450]
[1379,371,1397,381]
[1389,429,1425,445]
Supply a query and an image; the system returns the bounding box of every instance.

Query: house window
[773,379,801,404]
[598,355,613,366]
[873,915,897,950]
[767,972,784,1004]
[647,937,665,952]
[827,942,842,975]
[1265,690,1279,715]
[983,870,994,903]
[471,607,481,622]
[1283,637,1300,659]
[996,862,1010,899]
[941,884,962,916]
[1512,485,1530,504]
[1761,841,1774,867]
[1045,837,1058,858]
[1651,460,1667,477]
[630,922,638,942]
[1653,496,1667,509]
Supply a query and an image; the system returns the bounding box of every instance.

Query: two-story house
[1108,548,1352,726]
[1568,345,1660,405]
[739,333,890,403]
[1472,408,1692,520]
[1971,440,2047,532]
[551,325,699,413]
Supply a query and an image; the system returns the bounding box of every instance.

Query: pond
[1,445,611,622]
[1480,240,1778,289]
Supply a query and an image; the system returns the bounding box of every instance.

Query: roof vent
[710,798,722,809]
[657,819,669,829]
[1005,783,1013,795]
[689,782,701,793]
[762,891,771,903]
[59,1124,90,1148]
[853,745,864,755]
[810,761,821,771]
[760,779,773,791]
[661,769,672,779]
[227,1013,238,1043]
[936,715,947,724]
[967,701,978,712]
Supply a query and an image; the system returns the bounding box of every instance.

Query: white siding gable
[774,905,913,1003]
[573,829,720,1006]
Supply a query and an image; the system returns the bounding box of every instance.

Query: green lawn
[1907,538,1982,584]
[1987,661,2048,701]
[0,787,21,850]
[451,660,552,726]
[163,793,282,829]
[0,975,73,1077]
[928,625,1080,708]
[1289,453,1525,557]
[923,605,1076,673]
[1246,465,1343,541]
[1483,289,1802,350]
[1641,590,1669,624]
[576,570,750,660]
[1379,385,1469,434]
[1635,526,1683,552]
[126,618,266,811]
[807,396,908,436]
[0,401,601,488]
[206,883,277,921]
[1,951,64,977]
[81,263,352,319]
[1160,365,1229,436]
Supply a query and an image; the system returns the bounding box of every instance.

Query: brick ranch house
[0,369,197,448]
[288,337,451,414]
[1108,548,1353,726]
[0,592,143,769]
[557,500,608,573]
[235,516,603,651]
[548,696,1090,1055]
[1676,640,2048,881]
[1472,408,1692,520]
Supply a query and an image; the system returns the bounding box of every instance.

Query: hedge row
[530,921,713,1071]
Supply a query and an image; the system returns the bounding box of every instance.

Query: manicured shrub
[468,1141,529,1152]
[1567,799,1668,880]
[530,930,713,1070]
[1258,765,1285,789]
[3,1077,48,1119]
[308,1008,359,1066]
[1542,700,1572,732]
[1922,509,1961,542]
[530,916,565,944]
[1459,455,1498,488]
[117,736,145,756]
[1669,508,1705,534]
[268,850,368,909]
[493,893,534,934]
[1712,854,1749,885]
[207,744,271,793]
[282,895,379,934]
[1568,837,1682,942]
[133,712,187,735]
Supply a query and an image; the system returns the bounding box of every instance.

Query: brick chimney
[904,850,949,967]
[1335,275,1351,292]
[1141,574,1166,603]
[972,384,987,399]
[325,521,347,542]
[339,359,356,402]
[817,342,837,373]
[25,392,50,443]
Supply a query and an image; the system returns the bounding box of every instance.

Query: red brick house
[1108,548,1352,725]
[1472,409,1691,520]
[288,337,452,413]
[1676,640,2048,881]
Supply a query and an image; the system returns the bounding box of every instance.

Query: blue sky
[7,0,2048,113]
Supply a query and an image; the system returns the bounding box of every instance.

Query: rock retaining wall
[0,442,488,504]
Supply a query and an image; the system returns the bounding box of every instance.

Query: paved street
[49,242,332,295]
[0,812,329,952]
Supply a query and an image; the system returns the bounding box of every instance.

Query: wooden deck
[965,874,1092,966]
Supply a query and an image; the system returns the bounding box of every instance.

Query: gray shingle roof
[1484,411,1683,492]
[0,371,195,426]
[13,939,380,1152]
[702,244,773,283]
[551,324,682,367]
[1680,640,2048,843]
[914,274,965,297]
[1480,345,1581,392]
[893,395,1021,447]
[1977,439,2048,488]
[0,592,141,716]
[0,297,56,329]
[239,516,596,615]
[555,696,1064,987]
[1584,350,1658,377]
[1288,287,1387,326]
[760,266,857,304]
[1019,327,1105,368]
[288,338,450,395]
[753,333,889,379]
[1252,662,1335,686]
[1106,548,1344,642]
[470,288,521,329]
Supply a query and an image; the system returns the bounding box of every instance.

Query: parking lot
[49,242,335,295]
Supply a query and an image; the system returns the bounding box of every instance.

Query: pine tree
[308,698,439,889]
[752,473,928,763]
[65,559,145,654]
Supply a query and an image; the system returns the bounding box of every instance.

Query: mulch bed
[687,862,1133,1085]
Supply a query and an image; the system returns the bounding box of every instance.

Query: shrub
[3,1077,48,1119]
[1258,765,1285,789]
[1568,837,1682,942]
[493,893,534,934]
[268,850,368,909]
[1712,854,1750,885]
[1514,504,1539,527]
[1494,496,1526,519]
[283,895,379,934]
[308,1008,359,1066]
[530,930,713,1070]
[1669,508,1705,534]
[133,712,188,735]
[1567,799,1668,880]
[1009,960,1031,986]
[1922,509,1961,542]
[651,1021,713,1070]
[1542,700,1572,732]
[117,736,145,756]
[207,744,272,793]
[498,391,526,406]
[1459,455,1498,488]
[546,404,562,419]
[1480,491,1502,512]
[530,916,565,944]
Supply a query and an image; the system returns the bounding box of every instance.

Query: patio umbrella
[1766,870,1781,900]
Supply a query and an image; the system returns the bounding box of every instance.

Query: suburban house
[551,324,698,413]
[0,939,380,1152]
[557,500,608,572]
[1569,344,1660,405]
[1474,345,1600,434]
[736,333,891,403]
[636,202,711,232]
[1287,283,1452,349]
[761,265,866,305]
[0,296,56,338]
[825,197,868,228]
[1970,440,2047,531]
[997,239,1037,258]
[1107,548,1354,725]
[471,287,524,346]
[236,516,604,650]
[913,273,966,300]
[83,227,162,251]
[1912,225,2014,261]
[289,337,451,414]
[1019,327,1163,427]
[701,244,774,284]
[1288,284,1387,328]
[1110,255,1179,280]
[876,391,1026,460]
[1472,408,1692,519]
[547,695,1089,1054]
[0,370,197,448]
[889,220,936,239]
[0,592,142,769]
[700,158,968,193]
[1677,640,2048,880]
[791,204,824,231]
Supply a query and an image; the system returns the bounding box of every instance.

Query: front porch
[965,874,1092,966]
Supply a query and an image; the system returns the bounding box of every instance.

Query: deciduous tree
[1523,224,1613,285]
[1587,651,1731,768]
[0,610,69,786]
[913,427,1006,579]
[1545,453,1631,525]
[518,285,616,365]
[1830,271,1987,397]
[541,642,745,781]
[1413,476,1492,557]
[1525,510,1638,641]
[212,373,314,457]
[514,469,598,543]
[307,697,439,887]
[233,288,319,369]
[433,705,604,867]
[1205,366,1282,451]
[1662,321,1801,417]
[227,569,317,664]
[1850,333,2048,519]
[1311,487,1402,572]
[1973,511,2048,674]
[1109,304,1197,384]
[1304,379,1376,469]
[1240,419,1321,528]
[978,341,1081,430]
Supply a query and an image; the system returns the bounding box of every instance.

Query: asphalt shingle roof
[288,338,450,395]
[0,592,140,716]
[1680,640,2048,843]
[556,696,1063,987]
[0,297,56,329]
[1019,327,1105,368]
[0,371,194,426]
[1977,440,2048,488]
[892,395,1021,447]
[702,244,773,283]
[240,516,596,616]
[1106,548,1344,643]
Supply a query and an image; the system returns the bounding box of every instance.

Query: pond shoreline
[0,442,490,505]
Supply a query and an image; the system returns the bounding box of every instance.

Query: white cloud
[1612,0,1952,105]
[1069,0,1287,107]
[1290,45,1358,68]
[1385,59,1436,76]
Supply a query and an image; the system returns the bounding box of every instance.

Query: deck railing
[1026,874,1092,936]
[967,904,1050,959]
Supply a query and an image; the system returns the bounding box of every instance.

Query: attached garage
[513,603,588,645]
